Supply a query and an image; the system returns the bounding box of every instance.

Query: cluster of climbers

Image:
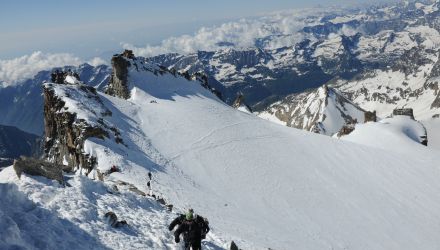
[169,208,210,250]
[50,69,80,84]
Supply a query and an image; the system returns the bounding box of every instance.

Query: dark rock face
[232,93,252,112]
[13,157,64,184]
[230,241,239,250]
[392,108,414,119]
[105,50,131,99]
[364,111,377,123]
[51,69,80,84]
[104,212,127,228]
[337,124,356,137]
[43,84,108,172]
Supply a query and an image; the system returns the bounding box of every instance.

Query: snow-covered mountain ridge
[258,34,440,137]
[2,51,440,249]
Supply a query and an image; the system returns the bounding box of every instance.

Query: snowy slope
[341,116,428,153]
[0,167,226,250]
[7,55,440,249]
[422,118,440,151]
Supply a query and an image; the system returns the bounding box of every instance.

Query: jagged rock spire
[105,50,132,99]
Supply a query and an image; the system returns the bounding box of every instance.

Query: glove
[175,237,180,243]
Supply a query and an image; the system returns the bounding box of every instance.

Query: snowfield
[341,116,429,154]
[2,57,440,250]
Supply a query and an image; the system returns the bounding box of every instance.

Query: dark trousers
[184,240,201,250]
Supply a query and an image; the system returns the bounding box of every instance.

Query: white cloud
[339,24,360,37]
[87,57,108,67]
[122,8,331,57]
[0,52,108,87]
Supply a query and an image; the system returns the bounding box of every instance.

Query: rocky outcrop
[13,157,64,184]
[51,69,80,84]
[392,108,414,119]
[104,211,127,228]
[105,50,132,99]
[106,50,223,102]
[230,241,240,250]
[336,123,356,137]
[43,83,110,173]
[232,93,252,113]
[364,111,377,123]
[0,63,111,136]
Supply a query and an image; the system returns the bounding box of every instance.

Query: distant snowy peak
[259,85,369,136]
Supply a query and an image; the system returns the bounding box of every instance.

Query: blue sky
[0,0,394,59]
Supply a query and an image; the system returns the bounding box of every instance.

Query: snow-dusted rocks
[13,157,64,184]
[259,85,368,135]
[43,82,112,172]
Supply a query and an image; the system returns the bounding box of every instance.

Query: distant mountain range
[0,125,41,168]
[2,0,440,138]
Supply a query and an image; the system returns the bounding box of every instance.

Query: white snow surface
[341,116,428,153]
[3,60,440,249]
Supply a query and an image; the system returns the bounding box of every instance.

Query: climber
[170,208,210,250]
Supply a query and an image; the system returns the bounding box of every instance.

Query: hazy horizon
[0,0,397,60]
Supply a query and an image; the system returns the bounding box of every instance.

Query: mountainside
[335,47,440,120]
[0,125,40,168]
[145,0,440,109]
[2,52,440,249]
[0,63,110,135]
[258,85,370,135]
